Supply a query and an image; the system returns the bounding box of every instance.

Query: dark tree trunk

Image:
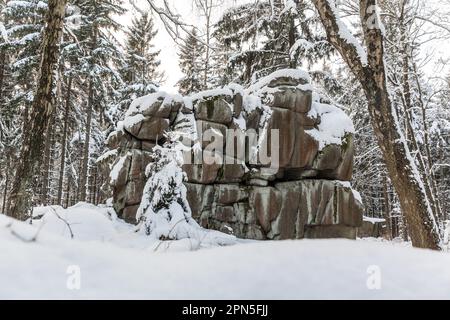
[7,0,67,220]
[40,115,54,205]
[0,48,7,214]
[1,153,10,214]
[65,174,71,208]
[79,26,98,203]
[397,38,442,225]
[0,49,5,100]
[57,76,72,205]
[79,82,93,202]
[382,173,392,240]
[92,169,98,205]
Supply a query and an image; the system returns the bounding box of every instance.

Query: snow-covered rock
[358,216,387,239]
[101,68,363,241]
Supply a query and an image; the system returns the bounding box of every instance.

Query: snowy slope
[0,204,450,299]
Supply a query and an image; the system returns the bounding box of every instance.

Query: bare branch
[312,0,369,82]
[144,0,206,45]
[49,207,74,239]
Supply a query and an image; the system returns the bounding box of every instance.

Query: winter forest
[1,0,450,300]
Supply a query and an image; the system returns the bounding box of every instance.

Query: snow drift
[0,204,450,299]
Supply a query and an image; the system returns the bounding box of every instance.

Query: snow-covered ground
[1,203,449,299]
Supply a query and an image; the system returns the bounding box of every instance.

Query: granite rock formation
[100,69,363,240]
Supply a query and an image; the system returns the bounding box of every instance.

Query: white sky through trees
[123,0,247,90]
[122,0,450,90]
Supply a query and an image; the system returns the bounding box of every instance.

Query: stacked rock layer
[102,69,363,240]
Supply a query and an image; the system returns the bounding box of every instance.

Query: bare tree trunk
[412,61,445,221]
[79,82,93,202]
[21,94,29,136]
[0,49,5,101]
[382,173,392,240]
[395,21,443,225]
[204,13,210,88]
[65,174,71,208]
[40,116,54,205]
[79,24,98,203]
[76,147,82,201]
[0,48,7,214]
[57,76,72,205]
[1,171,9,214]
[312,0,440,249]
[7,0,67,220]
[48,124,57,204]
[1,153,10,214]
[195,0,223,89]
[91,171,95,204]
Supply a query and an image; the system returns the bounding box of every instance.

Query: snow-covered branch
[313,0,368,80]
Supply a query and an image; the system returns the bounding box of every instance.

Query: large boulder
[184,180,363,240]
[358,217,386,238]
[105,69,363,240]
[124,116,170,142]
[271,87,312,114]
[194,98,234,125]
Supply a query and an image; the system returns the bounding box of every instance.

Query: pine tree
[72,0,126,202]
[212,0,331,85]
[136,138,192,240]
[1,0,47,211]
[3,0,48,110]
[0,0,10,144]
[135,131,235,246]
[193,0,223,88]
[0,0,17,213]
[177,29,205,95]
[124,11,163,86]
[7,0,67,219]
[2,0,58,205]
[110,11,163,124]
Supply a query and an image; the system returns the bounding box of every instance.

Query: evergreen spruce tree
[72,0,126,202]
[7,0,67,219]
[177,29,205,95]
[0,0,48,211]
[0,0,18,213]
[111,11,164,124]
[3,0,47,110]
[212,0,331,85]
[136,137,192,240]
[135,131,236,246]
[0,0,15,147]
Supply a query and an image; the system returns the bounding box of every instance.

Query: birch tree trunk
[311,0,441,249]
[7,0,67,220]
